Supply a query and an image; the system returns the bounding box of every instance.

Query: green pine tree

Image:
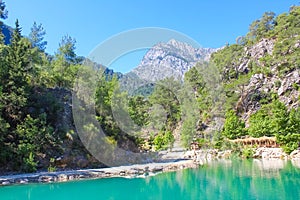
[1,20,31,124]
[222,110,246,139]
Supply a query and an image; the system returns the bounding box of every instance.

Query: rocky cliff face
[230,38,300,123]
[131,39,217,82]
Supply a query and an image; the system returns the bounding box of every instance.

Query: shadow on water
[1,159,300,200]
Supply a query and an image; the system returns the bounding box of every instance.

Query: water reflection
[144,159,300,199]
[291,159,300,168]
[253,159,286,170]
[1,159,300,200]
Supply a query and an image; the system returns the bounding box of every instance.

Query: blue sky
[4,0,299,72]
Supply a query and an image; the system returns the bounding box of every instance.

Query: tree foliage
[29,22,47,51]
[222,110,246,139]
[0,18,73,172]
[1,20,31,124]
[153,130,175,151]
[0,0,7,21]
[149,77,181,130]
[128,95,150,126]
[276,108,300,153]
[52,35,79,88]
[248,100,288,137]
[211,44,244,81]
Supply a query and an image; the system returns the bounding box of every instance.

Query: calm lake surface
[1,159,300,200]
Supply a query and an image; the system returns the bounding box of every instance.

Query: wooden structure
[230,136,279,148]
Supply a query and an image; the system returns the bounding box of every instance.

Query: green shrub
[153,130,175,151]
[48,158,56,172]
[292,83,299,90]
[276,133,300,154]
[274,80,281,88]
[23,152,38,173]
[153,134,165,151]
[197,138,211,148]
[242,147,254,159]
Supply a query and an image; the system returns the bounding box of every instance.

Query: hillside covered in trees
[0,1,300,174]
[211,6,300,153]
[0,2,104,173]
[172,6,300,154]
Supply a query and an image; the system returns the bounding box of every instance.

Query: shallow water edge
[0,159,197,186]
[2,147,300,187]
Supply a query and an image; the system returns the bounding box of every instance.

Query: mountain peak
[166,39,195,50]
[131,39,217,82]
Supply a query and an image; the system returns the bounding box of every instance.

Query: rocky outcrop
[237,38,276,73]
[290,150,300,168]
[187,147,300,165]
[131,39,217,82]
[184,149,233,165]
[231,38,300,122]
[253,147,288,159]
[290,150,300,159]
[245,38,275,59]
[239,70,300,123]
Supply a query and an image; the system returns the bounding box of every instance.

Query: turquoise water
[1,159,300,200]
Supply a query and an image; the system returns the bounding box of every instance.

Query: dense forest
[0,2,92,172]
[0,1,300,173]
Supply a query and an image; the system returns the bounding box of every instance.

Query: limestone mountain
[131,39,217,82]
[120,39,217,95]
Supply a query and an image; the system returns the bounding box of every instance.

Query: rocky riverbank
[2,148,300,187]
[0,148,197,186]
[0,159,197,186]
[189,148,300,165]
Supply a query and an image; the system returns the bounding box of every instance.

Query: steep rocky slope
[204,7,300,145]
[226,38,300,123]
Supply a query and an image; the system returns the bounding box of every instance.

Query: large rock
[253,147,288,159]
[237,38,275,73]
[246,38,275,59]
[290,150,300,159]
